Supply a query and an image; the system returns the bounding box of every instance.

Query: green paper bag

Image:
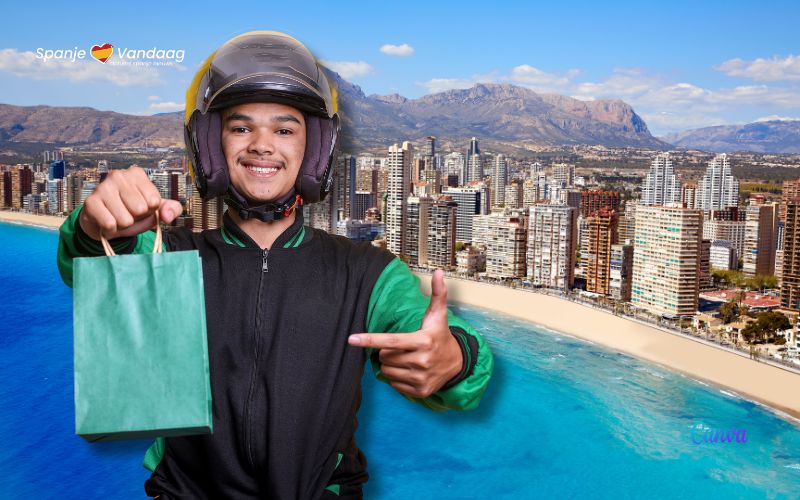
[72,225,212,442]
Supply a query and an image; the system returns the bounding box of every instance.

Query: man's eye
[232,127,248,133]
[277,129,293,135]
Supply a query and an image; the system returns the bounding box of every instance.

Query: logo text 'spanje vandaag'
[35,43,185,66]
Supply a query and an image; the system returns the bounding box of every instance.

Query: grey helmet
[184,31,340,221]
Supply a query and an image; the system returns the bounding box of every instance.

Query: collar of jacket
[219,207,312,249]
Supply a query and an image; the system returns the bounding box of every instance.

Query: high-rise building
[64,173,84,212]
[696,153,739,213]
[618,202,638,244]
[780,179,800,221]
[406,196,432,266]
[188,195,224,231]
[150,171,170,200]
[585,209,618,295]
[478,211,528,279]
[504,180,523,209]
[48,160,65,181]
[552,164,575,187]
[0,171,9,207]
[703,218,746,259]
[527,204,578,290]
[492,154,507,208]
[710,240,737,271]
[699,239,712,289]
[610,244,634,301]
[442,185,488,243]
[631,204,702,317]
[581,190,621,218]
[443,152,464,185]
[682,182,697,209]
[334,154,357,222]
[743,201,777,276]
[386,142,412,257]
[641,153,681,206]
[10,166,33,209]
[781,202,800,309]
[47,178,63,214]
[466,137,482,183]
[426,198,458,270]
[351,191,375,220]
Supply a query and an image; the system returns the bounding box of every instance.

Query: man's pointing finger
[348,332,420,350]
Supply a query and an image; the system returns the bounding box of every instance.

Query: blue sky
[1,0,799,135]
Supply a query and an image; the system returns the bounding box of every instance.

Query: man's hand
[80,166,183,241]
[348,269,463,398]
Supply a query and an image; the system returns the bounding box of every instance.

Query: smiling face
[220,102,306,204]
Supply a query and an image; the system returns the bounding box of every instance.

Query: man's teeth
[246,165,279,173]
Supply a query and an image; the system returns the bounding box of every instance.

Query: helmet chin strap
[224,186,303,222]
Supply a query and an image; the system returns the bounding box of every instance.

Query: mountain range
[660,120,800,154]
[0,70,666,155]
[1,70,798,154]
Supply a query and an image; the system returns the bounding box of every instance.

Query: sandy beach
[415,272,800,423]
[0,210,65,229]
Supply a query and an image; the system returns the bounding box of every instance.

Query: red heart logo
[91,43,114,63]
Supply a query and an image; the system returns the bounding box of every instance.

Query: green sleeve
[366,257,493,412]
[56,204,161,288]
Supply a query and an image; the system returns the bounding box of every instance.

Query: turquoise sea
[2,221,800,499]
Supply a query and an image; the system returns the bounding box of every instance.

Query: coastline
[0,210,65,230]
[416,272,800,424]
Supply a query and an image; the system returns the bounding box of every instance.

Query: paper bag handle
[100,211,163,256]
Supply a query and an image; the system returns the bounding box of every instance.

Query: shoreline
[415,272,800,424]
[0,210,65,229]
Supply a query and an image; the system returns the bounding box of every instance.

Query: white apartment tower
[631,204,703,317]
[386,141,412,257]
[527,204,578,290]
[696,154,739,213]
[641,153,681,206]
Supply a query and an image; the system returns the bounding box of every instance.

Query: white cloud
[715,55,800,81]
[0,48,162,86]
[148,101,183,111]
[509,64,579,89]
[380,44,414,57]
[147,95,160,101]
[755,114,800,122]
[319,60,372,79]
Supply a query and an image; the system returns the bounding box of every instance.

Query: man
[57,31,492,499]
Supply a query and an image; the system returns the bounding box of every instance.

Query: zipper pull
[262,249,269,273]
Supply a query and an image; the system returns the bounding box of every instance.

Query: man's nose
[247,128,274,155]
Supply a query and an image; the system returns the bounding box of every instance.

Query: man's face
[221,102,306,204]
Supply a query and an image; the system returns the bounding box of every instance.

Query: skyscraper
[696,153,739,213]
[743,200,777,276]
[610,244,634,301]
[442,185,488,243]
[483,211,527,279]
[585,209,619,295]
[466,137,482,183]
[492,154,507,208]
[781,201,800,309]
[527,204,578,290]
[581,190,621,218]
[631,204,702,317]
[426,198,458,270]
[386,142,412,257]
[406,196,432,266]
[641,153,681,206]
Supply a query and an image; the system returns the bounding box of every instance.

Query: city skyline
[0,1,798,136]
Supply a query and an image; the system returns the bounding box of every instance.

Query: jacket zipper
[243,248,269,469]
